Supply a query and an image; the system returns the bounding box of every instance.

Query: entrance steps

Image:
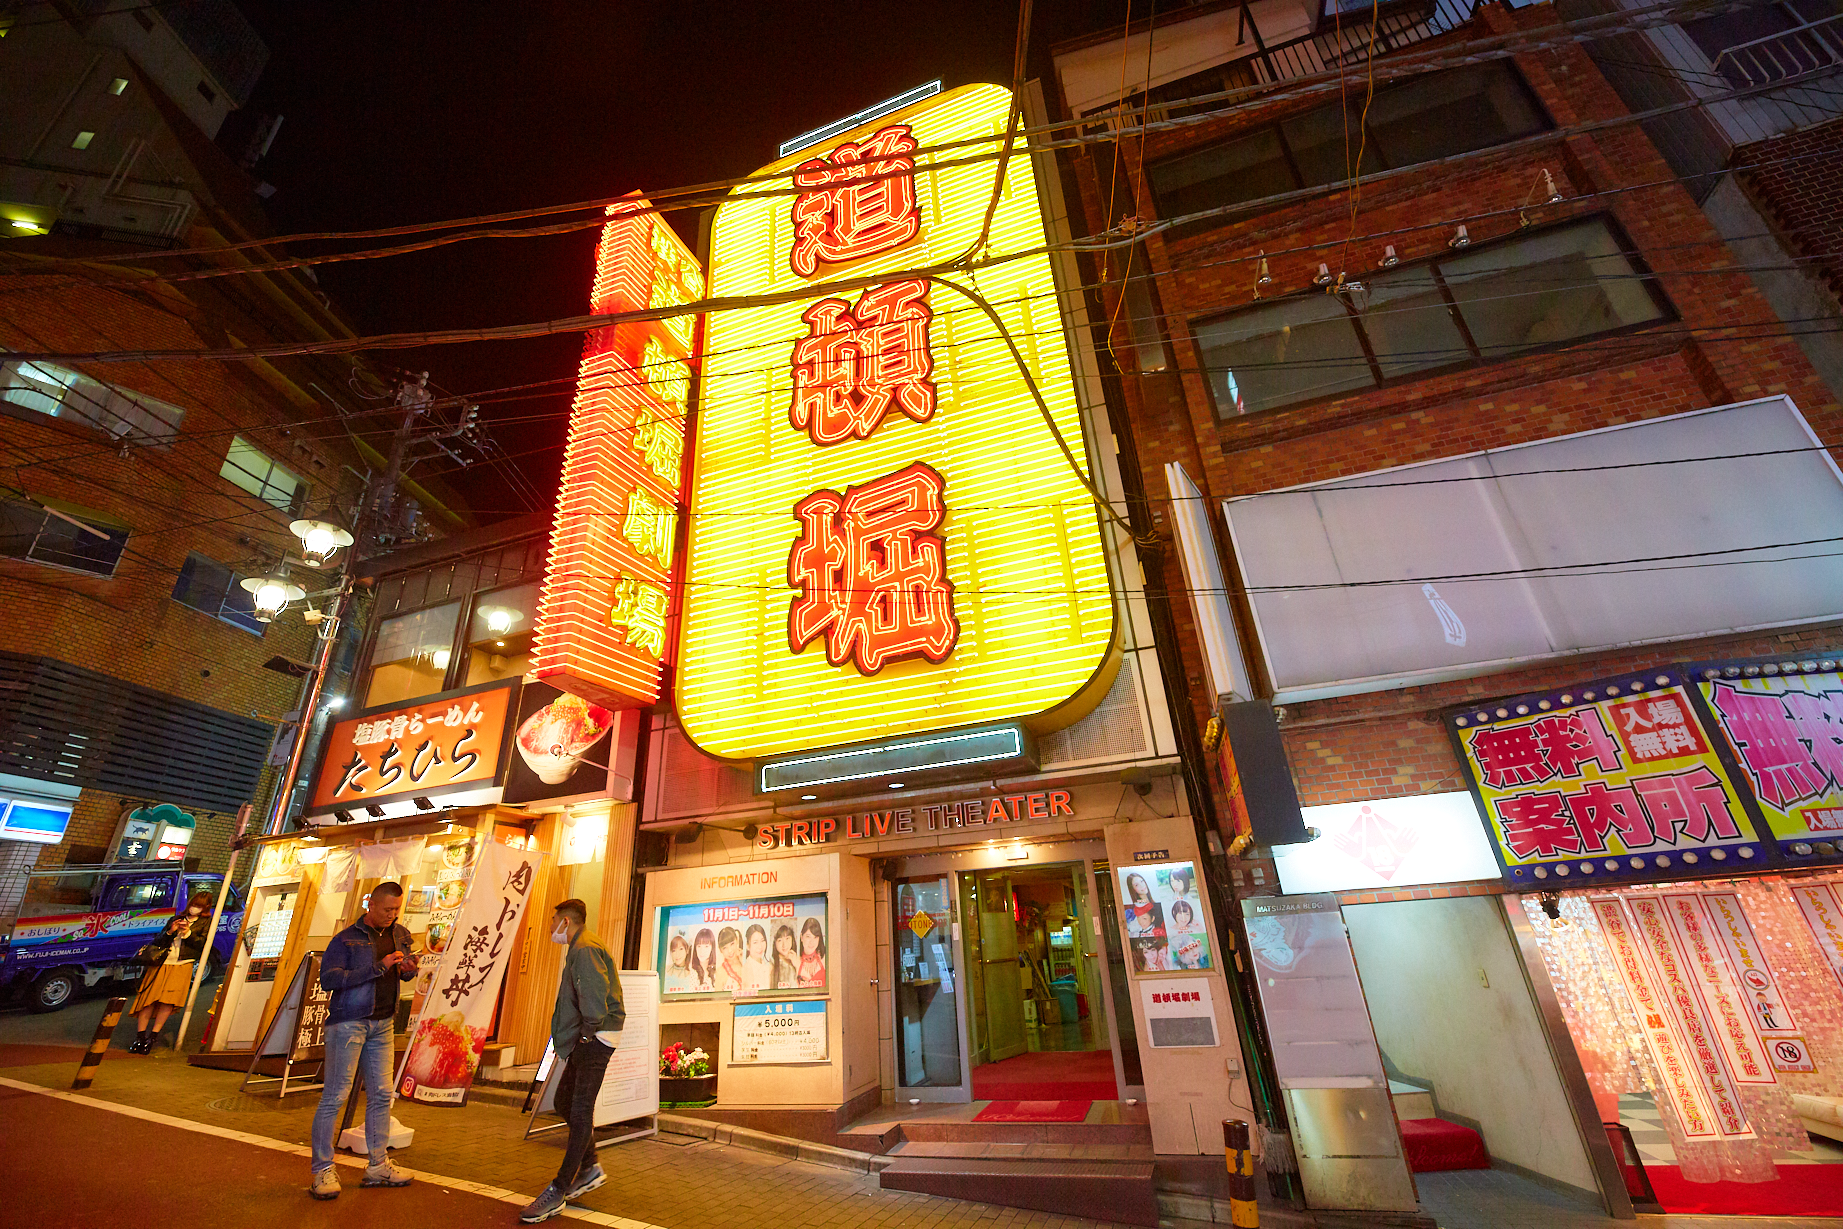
[848,1106,1159,1226]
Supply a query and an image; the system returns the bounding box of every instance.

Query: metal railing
[1710,11,1843,88]
[1085,0,1481,132]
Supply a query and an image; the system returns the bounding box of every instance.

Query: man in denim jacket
[308,880,419,1200]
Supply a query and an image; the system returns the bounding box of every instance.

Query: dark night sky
[227,1,1131,524]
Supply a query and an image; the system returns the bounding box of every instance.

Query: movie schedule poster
[1118,860,1211,974]
[657,894,827,998]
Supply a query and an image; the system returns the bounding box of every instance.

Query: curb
[655,1113,893,1175]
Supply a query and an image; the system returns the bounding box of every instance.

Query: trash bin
[1052,979,1079,1024]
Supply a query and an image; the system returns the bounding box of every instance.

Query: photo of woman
[741,923,771,994]
[716,926,744,991]
[797,917,826,987]
[1121,872,1165,938]
[662,934,696,993]
[771,924,799,989]
[690,928,718,991]
[1168,898,1198,935]
[1131,935,1171,972]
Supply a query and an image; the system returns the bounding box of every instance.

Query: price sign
[731,999,827,1064]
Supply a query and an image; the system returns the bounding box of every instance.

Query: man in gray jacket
[520,897,625,1223]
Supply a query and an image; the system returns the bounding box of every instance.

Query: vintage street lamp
[290,518,354,568]
[241,567,306,622]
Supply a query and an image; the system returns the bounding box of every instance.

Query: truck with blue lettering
[1,862,243,1012]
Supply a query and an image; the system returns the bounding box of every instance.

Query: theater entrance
[888,840,1138,1103]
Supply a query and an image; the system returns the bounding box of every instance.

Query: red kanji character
[789,280,935,446]
[1565,781,1653,852]
[789,124,921,278]
[1633,766,1743,843]
[1710,684,1827,808]
[788,461,958,676]
[1496,792,1581,858]
[1783,688,1843,792]
[1532,710,1623,779]
[1470,725,1553,789]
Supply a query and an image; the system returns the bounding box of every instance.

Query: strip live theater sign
[678,83,1117,762]
[533,199,704,709]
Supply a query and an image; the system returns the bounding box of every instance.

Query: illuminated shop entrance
[890,841,1139,1103]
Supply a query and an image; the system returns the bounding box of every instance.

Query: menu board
[1449,669,1773,887]
[732,1000,828,1064]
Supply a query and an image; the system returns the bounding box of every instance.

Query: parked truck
[1,861,243,1012]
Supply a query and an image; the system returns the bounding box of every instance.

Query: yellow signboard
[678,83,1116,761]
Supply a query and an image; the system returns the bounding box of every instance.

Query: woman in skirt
[128,889,214,1054]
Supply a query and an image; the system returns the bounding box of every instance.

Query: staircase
[866,1116,1158,1227]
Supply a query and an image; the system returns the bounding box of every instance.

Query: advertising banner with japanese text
[1658,895,1774,1085]
[397,840,545,1105]
[656,893,827,999]
[1691,664,1843,866]
[732,1000,828,1064]
[307,678,518,817]
[1448,670,1774,888]
[1792,883,1843,992]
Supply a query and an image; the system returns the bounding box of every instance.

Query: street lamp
[290,518,354,568]
[241,569,306,622]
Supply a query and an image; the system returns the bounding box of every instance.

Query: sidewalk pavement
[0,1042,1829,1229]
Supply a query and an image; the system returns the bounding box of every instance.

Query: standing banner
[1659,895,1774,1085]
[397,840,545,1105]
[1448,670,1773,888]
[1625,896,1752,1136]
[1791,883,1843,992]
[1691,666,1843,866]
[1591,898,1721,1140]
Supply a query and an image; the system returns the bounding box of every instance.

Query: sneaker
[309,1168,341,1200]
[565,1163,606,1199]
[518,1183,569,1223]
[362,1159,413,1187]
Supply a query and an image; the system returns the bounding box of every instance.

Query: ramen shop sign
[306,680,517,817]
[678,83,1117,762]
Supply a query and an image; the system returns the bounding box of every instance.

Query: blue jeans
[312,1017,395,1172]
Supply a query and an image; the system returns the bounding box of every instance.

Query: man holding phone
[309,880,419,1200]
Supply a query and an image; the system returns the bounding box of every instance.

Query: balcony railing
[1710,11,1843,88]
[1084,0,1481,132]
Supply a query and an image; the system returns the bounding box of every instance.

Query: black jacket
[151,913,212,964]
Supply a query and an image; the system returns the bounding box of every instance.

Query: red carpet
[974,1100,1093,1123]
[1400,1118,1489,1172]
[971,1049,1117,1100]
[1646,1164,1843,1216]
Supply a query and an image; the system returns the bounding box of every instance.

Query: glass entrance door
[893,874,969,1099]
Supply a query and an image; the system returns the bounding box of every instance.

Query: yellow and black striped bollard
[1223,1118,1259,1228]
[72,996,128,1090]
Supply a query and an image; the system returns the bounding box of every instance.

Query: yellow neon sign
[678,83,1117,761]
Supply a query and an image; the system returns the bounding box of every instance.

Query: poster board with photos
[657,893,828,999]
[1117,860,1212,974]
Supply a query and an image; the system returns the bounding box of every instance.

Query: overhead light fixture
[241,568,306,622]
[324,696,345,711]
[289,518,354,567]
[1377,245,1399,268]
[11,218,40,231]
[800,794,817,801]
[888,782,904,789]
[482,606,522,635]
[1312,262,1334,286]
[1449,225,1470,249]
[412,797,435,811]
[432,648,451,669]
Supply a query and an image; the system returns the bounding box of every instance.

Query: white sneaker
[362,1159,413,1187]
[309,1168,340,1200]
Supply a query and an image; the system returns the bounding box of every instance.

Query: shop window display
[1528,875,1843,1193]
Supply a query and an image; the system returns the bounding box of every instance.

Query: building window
[197,80,216,103]
[1,357,186,445]
[221,435,305,513]
[1147,63,1549,233]
[110,78,129,95]
[71,131,95,150]
[365,601,463,707]
[1,500,130,577]
[465,581,539,686]
[171,552,266,633]
[1681,0,1843,88]
[1193,217,1670,418]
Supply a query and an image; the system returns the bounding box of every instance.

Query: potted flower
[658,1041,716,1107]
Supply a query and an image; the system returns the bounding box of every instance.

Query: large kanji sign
[679,83,1117,761]
[1693,663,1843,864]
[532,198,703,710]
[1449,670,1774,887]
[307,680,518,817]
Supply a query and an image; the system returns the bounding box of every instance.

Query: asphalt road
[0,972,219,1053]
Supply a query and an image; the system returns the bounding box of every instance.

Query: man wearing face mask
[519,898,624,1223]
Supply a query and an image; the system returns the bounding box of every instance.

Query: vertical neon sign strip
[533,201,704,709]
